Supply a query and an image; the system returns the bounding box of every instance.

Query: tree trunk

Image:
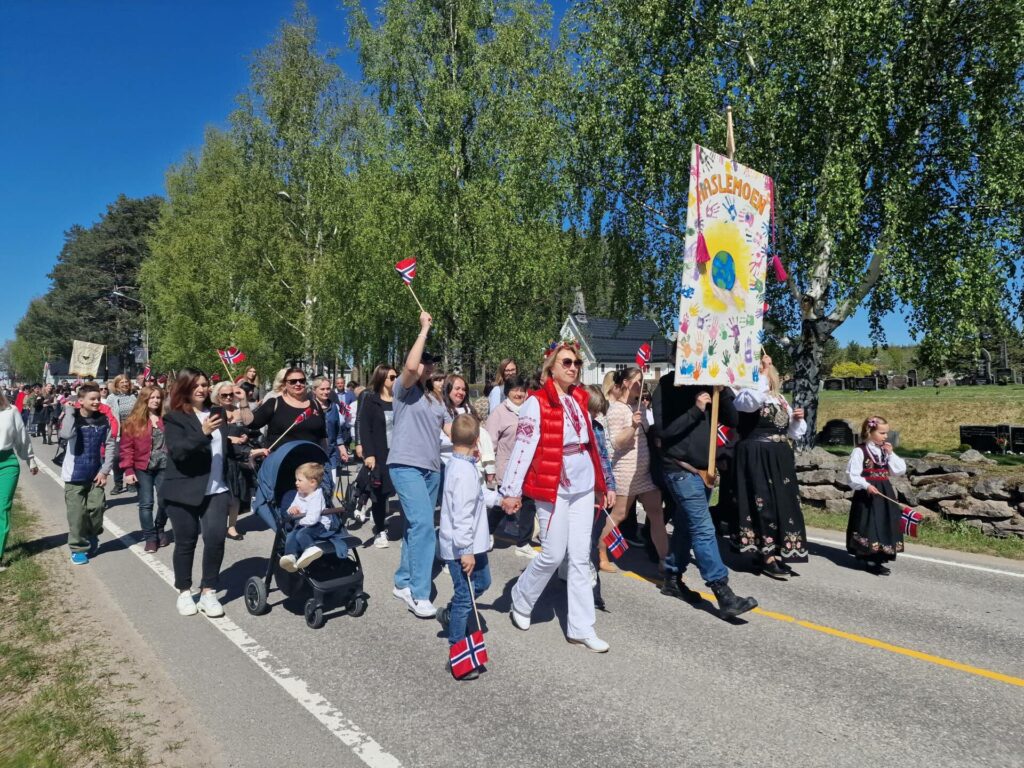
[791,321,826,448]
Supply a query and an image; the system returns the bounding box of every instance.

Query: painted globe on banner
[711,250,736,292]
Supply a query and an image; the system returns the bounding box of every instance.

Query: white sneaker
[510,605,531,631]
[197,591,224,618]
[176,591,198,616]
[411,599,437,618]
[488,535,495,552]
[514,543,537,559]
[296,546,324,570]
[279,554,298,572]
[374,532,389,549]
[393,586,416,611]
[568,635,610,653]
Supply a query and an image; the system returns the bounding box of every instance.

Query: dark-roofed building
[559,293,673,386]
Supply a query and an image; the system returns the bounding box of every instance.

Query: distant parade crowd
[0,310,910,680]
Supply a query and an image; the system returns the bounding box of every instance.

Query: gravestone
[906,368,918,386]
[855,377,878,391]
[819,419,856,446]
[959,424,1011,453]
[1011,426,1024,454]
[888,374,908,390]
[844,377,858,391]
[823,378,844,391]
[995,367,1015,385]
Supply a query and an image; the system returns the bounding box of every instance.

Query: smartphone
[209,405,227,421]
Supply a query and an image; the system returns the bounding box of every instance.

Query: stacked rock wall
[795,448,1024,539]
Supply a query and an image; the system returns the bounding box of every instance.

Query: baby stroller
[244,440,369,629]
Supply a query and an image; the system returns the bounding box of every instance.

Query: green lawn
[815,384,1024,453]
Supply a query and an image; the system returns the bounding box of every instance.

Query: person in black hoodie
[651,371,757,620]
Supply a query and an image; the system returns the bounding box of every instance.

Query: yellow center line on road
[612,569,1024,689]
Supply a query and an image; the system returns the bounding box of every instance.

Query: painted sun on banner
[675,144,773,387]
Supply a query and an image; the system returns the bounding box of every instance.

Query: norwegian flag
[449,630,488,679]
[603,526,629,560]
[716,425,733,447]
[141,365,151,379]
[218,347,247,365]
[395,257,417,285]
[293,406,316,425]
[635,342,652,370]
[900,506,923,538]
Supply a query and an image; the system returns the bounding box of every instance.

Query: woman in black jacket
[164,368,238,618]
[357,364,397,548]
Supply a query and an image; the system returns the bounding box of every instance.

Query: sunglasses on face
[559,358,582,369]
[387,374,398,380]
[219,393,233,400]
[286,378,306,385]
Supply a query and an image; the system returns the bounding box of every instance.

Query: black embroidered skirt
[846,480,903,562]
[731,438,808,560]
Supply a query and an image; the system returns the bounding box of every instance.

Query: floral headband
[543,339,581,357]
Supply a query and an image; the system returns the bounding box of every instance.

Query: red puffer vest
[522,378,607,504]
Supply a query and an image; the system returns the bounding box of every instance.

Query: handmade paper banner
[675,144,772,387]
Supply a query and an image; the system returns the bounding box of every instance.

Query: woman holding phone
[163,369,244,618]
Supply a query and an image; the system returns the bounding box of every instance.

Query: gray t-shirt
[386,377,451,473]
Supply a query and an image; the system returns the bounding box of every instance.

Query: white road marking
[806,535,1024,579]
[36,460,402,768]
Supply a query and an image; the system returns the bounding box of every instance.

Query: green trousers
[0,450,19,561]
[65,482,106,553]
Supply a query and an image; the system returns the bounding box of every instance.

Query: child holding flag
[846,416,908,575]
[439,414,500,680]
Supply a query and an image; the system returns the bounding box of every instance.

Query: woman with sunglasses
[210,380,258,541]
[246,367,327,460]
[357,364,398,548]
[499,342,610,652]
[389,311,452,619]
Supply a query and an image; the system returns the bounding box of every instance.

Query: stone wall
[795,448,1024,539]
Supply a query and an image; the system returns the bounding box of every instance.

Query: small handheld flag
[141,365,151,379]
[267,406,318,452]
[602,526,629,560]
[635,343,652,370]
[449,630,488,679]
[716,425,733,447]
[900,506,923,538]
[395,257,426,313]
[218,347,247,365]
[394,257,417,285]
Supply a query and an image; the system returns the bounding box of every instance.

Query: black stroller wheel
[347,595,368,617]
[244,577,269,615]
[304,598,325,629]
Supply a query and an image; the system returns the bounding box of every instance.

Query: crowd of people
[0,316,909,678]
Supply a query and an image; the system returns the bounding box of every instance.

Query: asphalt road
[19,437,1024,768]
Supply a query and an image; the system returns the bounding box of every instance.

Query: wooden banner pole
[702,107,735,489]
[406,283,426,314]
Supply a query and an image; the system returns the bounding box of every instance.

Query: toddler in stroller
[279,462,350,572]
[244,441,368,629]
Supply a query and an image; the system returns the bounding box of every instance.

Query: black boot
[708,579,757,620]
[661,574,703,604]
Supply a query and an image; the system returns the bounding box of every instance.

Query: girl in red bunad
[499,341,610,653]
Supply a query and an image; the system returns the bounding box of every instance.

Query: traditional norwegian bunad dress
[731,383,808,561]
[845,442,907,564]
[500,378,605,641]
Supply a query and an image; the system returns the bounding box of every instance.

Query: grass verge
[0,499,149,768]
[803,507,1024,561]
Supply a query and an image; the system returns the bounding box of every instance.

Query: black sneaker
[868,563,891,576]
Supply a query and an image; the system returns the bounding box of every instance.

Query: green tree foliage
[565,0,1024,441]
[144,5,371,374]
[12,195,161,378]
[346,0,579,375]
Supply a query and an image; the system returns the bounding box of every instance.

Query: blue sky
[0,0,913,348]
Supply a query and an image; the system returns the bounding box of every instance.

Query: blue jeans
[390,464,441,601]
[135,467,165,542]
[446,554,491,645]
[662,470,728,584]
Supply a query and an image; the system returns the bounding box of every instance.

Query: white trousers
[511,489,595,640]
